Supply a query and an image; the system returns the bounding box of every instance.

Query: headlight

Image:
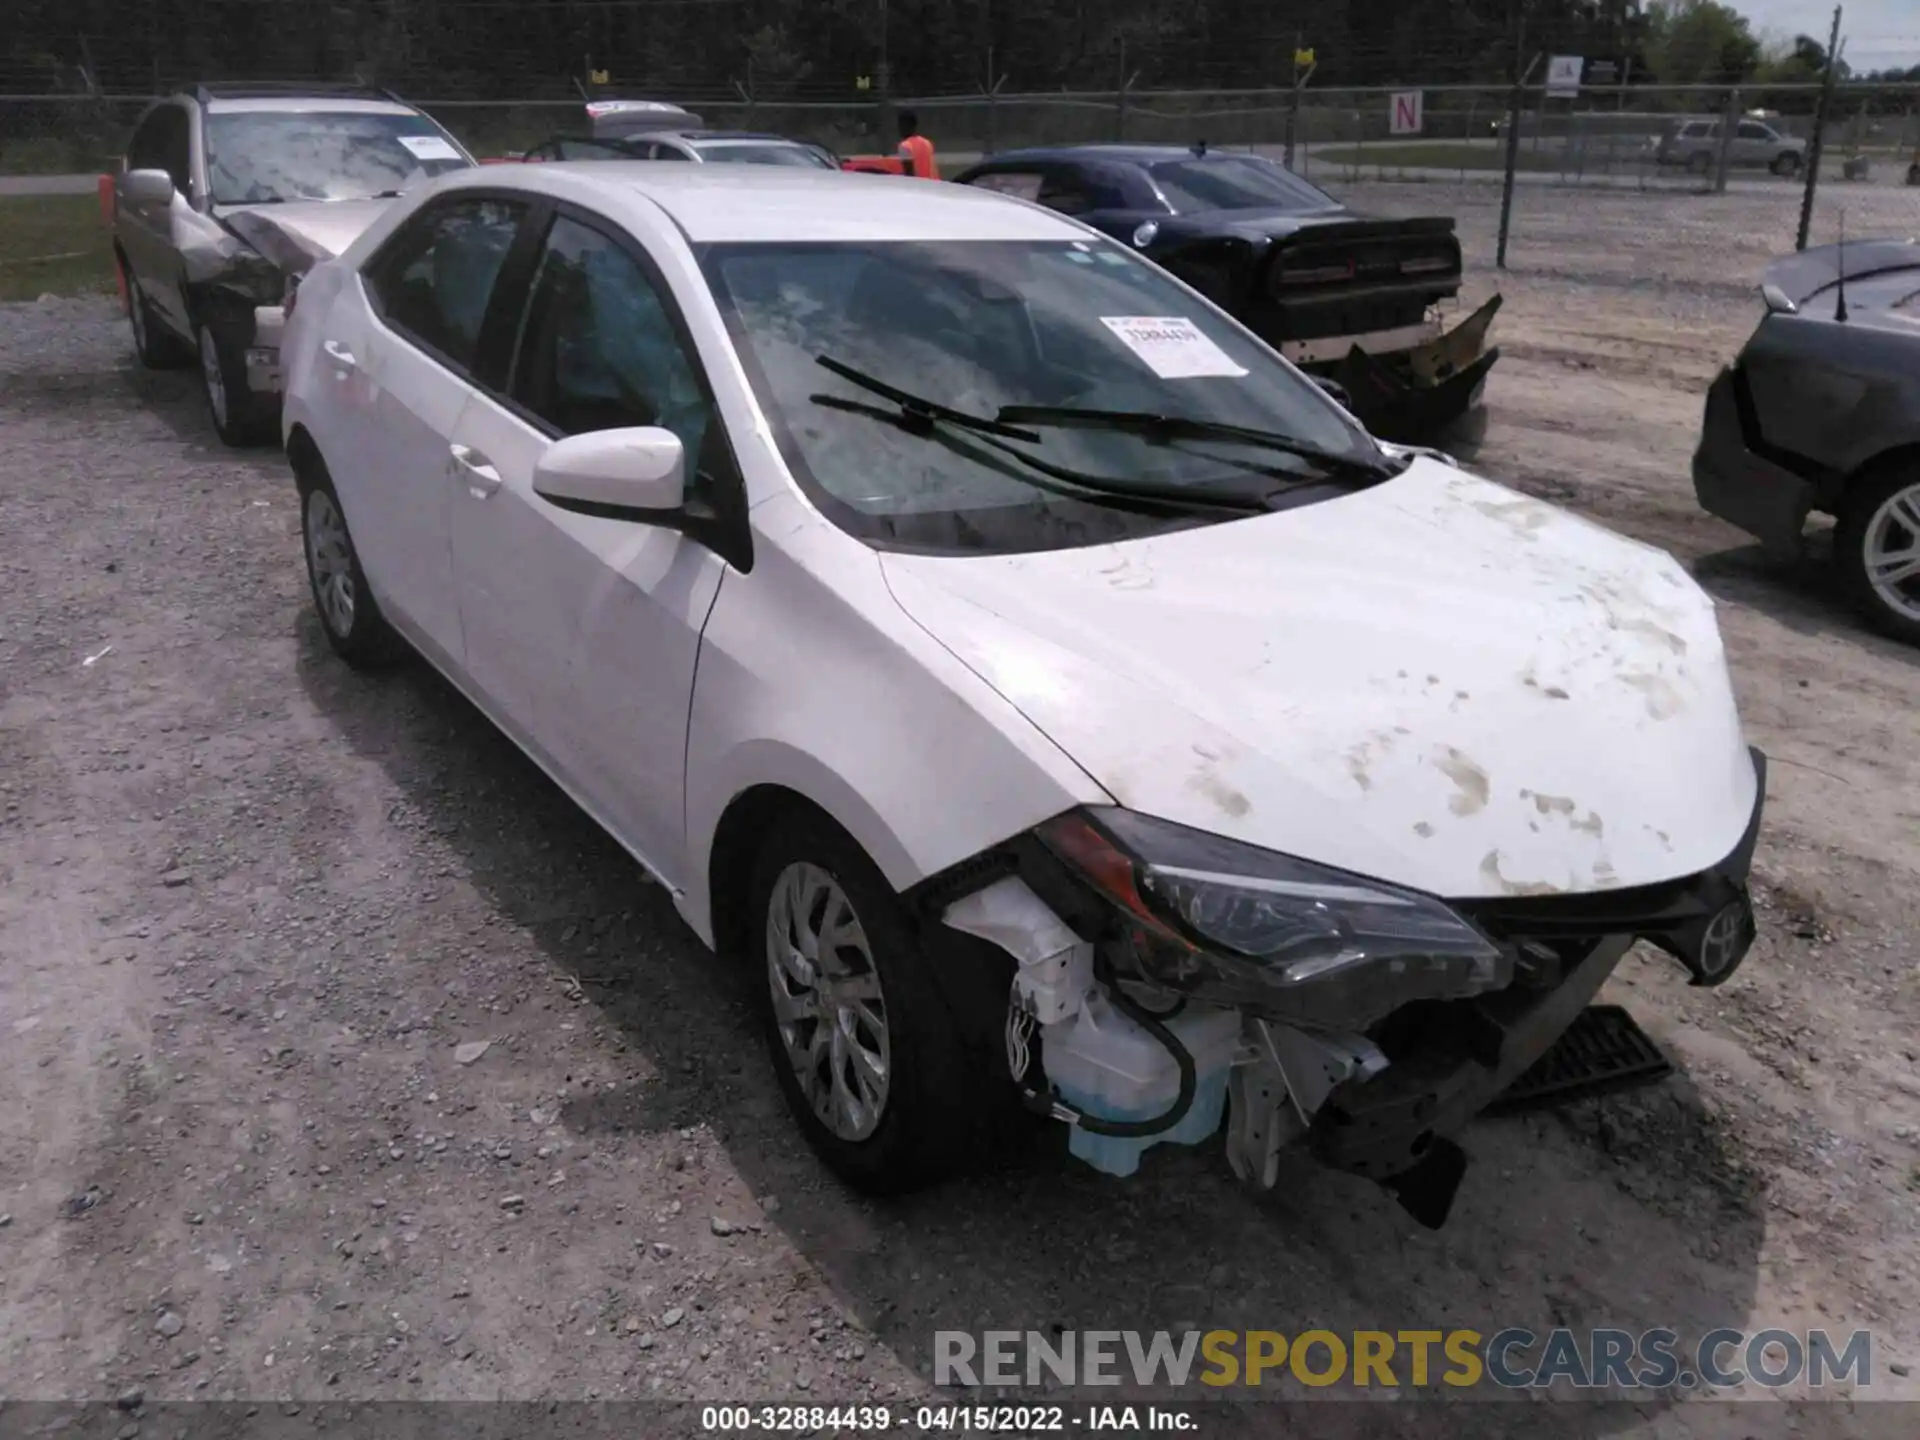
[1036,808,1508,1032]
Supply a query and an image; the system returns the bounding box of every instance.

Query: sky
[1735,0,1920,70]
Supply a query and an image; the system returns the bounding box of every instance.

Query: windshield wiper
[813,355,1042,442]
[994,404,1396,482]
[811,355,1269,514]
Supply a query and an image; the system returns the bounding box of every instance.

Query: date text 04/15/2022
[697,1403,1200,1431]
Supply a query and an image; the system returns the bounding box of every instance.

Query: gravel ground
[2,182,1919,1439]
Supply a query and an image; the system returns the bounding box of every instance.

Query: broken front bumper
[1308,747,1767,1210]
[245,304,286,395]
[1318,294,1504,445]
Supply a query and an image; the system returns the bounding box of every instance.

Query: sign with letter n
[1390,90,1424,136]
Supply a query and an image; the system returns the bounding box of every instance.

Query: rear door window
[364,196,533,376]
[966,171,1044,202]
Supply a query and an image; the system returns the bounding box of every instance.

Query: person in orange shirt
[895,110,940,179]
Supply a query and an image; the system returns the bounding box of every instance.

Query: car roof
[202,97,423,117]
[970,144,1249,168]
[441,162,1090,243]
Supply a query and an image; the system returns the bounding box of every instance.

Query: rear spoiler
[1763,237,1920,304]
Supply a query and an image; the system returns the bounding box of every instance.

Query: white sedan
[281,163,1767,1227]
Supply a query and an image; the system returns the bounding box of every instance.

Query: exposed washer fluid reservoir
[1041,993,1242,1177]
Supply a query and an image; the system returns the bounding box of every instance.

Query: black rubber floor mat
[1487,1004,1673,1115]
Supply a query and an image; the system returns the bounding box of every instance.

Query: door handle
[322,339,357,373]
[449,443,502,497]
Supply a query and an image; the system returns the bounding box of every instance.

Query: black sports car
[953,143,1500,443]
[1693,237,1920,644]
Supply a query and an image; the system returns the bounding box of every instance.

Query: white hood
[880,458,1758,899]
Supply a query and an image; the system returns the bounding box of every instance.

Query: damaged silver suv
[113,82,474,445]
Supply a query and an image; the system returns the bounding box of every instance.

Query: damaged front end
[922,757,1764,1229]
[212,210,343,397]
[1322,295,1503,446]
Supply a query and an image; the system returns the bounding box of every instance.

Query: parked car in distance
[282,163,1764,1229]
[582,98,705,142]
[113,81,474,445]
[1693,237,1920,644]
[520,129,837,168]
[951,143,1502,443]
[1653,117,1807,176]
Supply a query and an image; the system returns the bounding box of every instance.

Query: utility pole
[1497,0,1539,270]
[877,0,894,144]
[1285,33,1316,170]
[1795,5,1843,251]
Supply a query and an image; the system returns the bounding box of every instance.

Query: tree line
[3,0,1915,99]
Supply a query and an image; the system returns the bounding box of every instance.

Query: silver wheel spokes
[199,328,227,428]
[765,862,891,1142]
[1864,484,1920,623]
[306,490,357,637]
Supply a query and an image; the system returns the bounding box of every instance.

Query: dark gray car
[1693,239,1920,643]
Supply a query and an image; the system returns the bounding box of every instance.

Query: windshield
[695,141,837,169]
[703,238,1384,554]
[1146,157,1339,215]
[205,111,471,205]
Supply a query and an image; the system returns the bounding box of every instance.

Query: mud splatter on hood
[882,457,1758,899]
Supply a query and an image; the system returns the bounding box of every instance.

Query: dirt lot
[2,182,1918,1437]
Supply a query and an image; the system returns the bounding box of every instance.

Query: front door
[448,209,734,885]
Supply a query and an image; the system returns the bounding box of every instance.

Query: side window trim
[359,190,542,383]
[491,200,754,571]
[495,201,720,439]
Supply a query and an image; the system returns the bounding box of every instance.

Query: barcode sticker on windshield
[1100,316,1248,380]
[398,134,461,161]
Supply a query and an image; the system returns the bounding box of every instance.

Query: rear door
[445,205,738,882]
[322,192,537,667]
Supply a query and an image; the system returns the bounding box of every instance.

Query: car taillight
[1278,261,1355,286]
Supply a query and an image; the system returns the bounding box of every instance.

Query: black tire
[125,270,191,370]
[747,810,1018,1194]
[1686,151,1712,176]
[194,318,277,448]
[1834,463,1920,648]
[1771,152,1802,178]
[295,455,405,669]
[1906,162,1920,188]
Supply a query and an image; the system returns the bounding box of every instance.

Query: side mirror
[1312,375,1355,410]
[123,168,176,208]
[1760,282,1797,315]
[533,426,686,519]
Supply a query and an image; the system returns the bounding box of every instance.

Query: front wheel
[1835,465,1920,647]
[749,812,1007,1193]
[196,321,276,448]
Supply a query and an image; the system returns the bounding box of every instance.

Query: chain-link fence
[7,79,1918,178]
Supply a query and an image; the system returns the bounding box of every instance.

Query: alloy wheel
[1862,482,1920,624]
[306,488,357,637]
[764,861,892,1142]
[198,327,228,431]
